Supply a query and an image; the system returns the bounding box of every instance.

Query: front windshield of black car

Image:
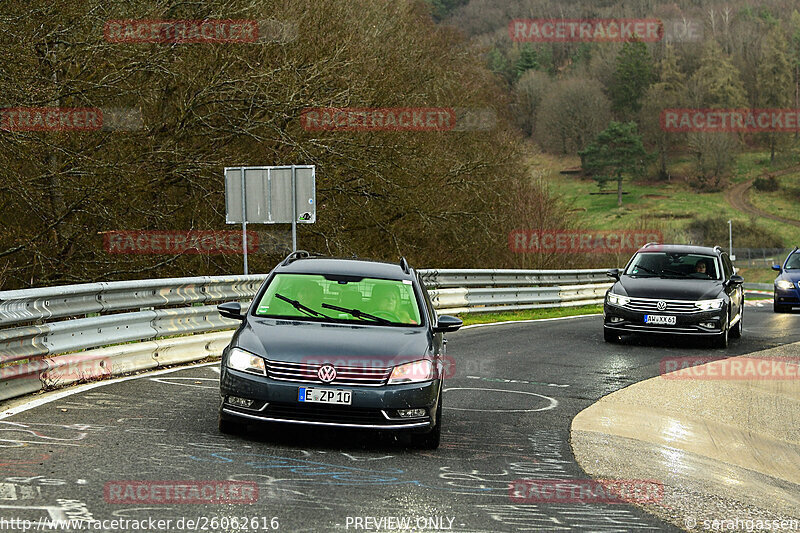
[254,273,423,326]
[624,252,722,280]
[786,253,800,270]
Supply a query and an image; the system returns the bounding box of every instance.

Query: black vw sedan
[603,244,744,348]
[216,251,461,448]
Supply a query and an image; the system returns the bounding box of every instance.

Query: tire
[713,311,729,349]
[730,309,743,339]
[413,393,442,450]
[603,328,619,343]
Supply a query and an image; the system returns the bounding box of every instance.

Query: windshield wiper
[274,293,331,319]
[321,303,391,325]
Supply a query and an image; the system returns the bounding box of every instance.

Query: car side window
[418,274,437,325]
[721,254,733,279]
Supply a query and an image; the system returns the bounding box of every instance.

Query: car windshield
[624,252,721,280]
[254,273,422,326]
[785,253,800,270]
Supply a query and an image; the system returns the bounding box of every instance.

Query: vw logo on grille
[317,364,337,383]
[656,301,667,311]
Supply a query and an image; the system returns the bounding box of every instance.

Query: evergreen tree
[514,44,539,80]
[640,46,687,180]
[789,11,800,139]
[758,28,793,161]
[579,122,649,207]
[691,40,747,108]
[609,40,655,117]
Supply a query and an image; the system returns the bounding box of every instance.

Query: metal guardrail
[0,270,779,402]
[0,268,610,402]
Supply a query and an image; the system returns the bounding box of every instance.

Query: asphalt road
[2,303,799,533]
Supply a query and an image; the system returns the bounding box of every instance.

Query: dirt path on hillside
[724,168,800,228]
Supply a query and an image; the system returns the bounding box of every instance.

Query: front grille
[263,403,399,425]
[623,297,698,314]
[616,324,706,334]
[265,359,391,387]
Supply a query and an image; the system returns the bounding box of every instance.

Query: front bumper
[219,365,440,432]
[774,287,800,307]
[603,303,725,336]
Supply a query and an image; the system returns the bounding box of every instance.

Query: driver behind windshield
[296,281,323,311]
[694,260,707,275]
[371,284,414,324]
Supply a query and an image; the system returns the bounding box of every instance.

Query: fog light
[699,322,716,329]
[227,396,254,408]
[609,316,623,323]
[397,408,426,418]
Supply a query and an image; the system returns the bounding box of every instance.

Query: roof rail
[642,242,659,248]
[713,245,723,254]
[399,257,410,274]
[281,250,311,266]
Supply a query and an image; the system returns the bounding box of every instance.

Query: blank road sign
[225,166,315,224]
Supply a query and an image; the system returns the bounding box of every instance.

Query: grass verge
[457,304,603,326]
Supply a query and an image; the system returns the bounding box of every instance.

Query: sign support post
[291,165,297,252]
[241,167,249,275]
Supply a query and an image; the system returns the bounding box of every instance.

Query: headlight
[694,299,724,311]
[227,348,266,376]
[776,280,795,290]
[606,293,630,306]
[388,359,434,384]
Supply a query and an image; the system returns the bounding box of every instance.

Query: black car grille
[265,359,391,386]
[262,403,395,425]
[622,297,698,313]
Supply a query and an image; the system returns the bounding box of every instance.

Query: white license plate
[298,387,352,405]
[644,314,676,325]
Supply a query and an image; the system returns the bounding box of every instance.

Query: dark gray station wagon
[216,251,462,448]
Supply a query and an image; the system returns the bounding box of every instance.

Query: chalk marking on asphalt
[149,377,217,389]
[461,313,600,330]
[443,387,558,412]
[465,376,569,387]
[0,362,219,420]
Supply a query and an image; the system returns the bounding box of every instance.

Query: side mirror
[729,275,744,286]
[433,315,462,333]
[772,264,782,272]
[218,302,244,320]
[607,268,621,280]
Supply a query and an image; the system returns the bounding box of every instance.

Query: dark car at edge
[215,251,462,448]
[603,243,744,348]
[772,246,800,313]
